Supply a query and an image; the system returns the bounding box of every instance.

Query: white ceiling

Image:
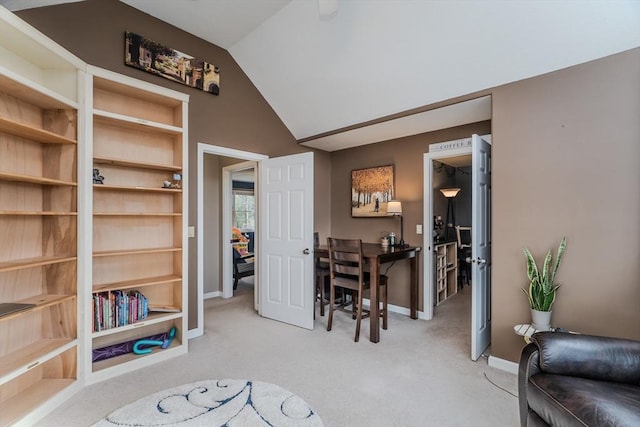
[3,0,640,151]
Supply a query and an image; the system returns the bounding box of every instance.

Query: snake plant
[522,237,567,312]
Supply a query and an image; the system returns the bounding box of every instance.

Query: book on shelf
[93,290,149,332]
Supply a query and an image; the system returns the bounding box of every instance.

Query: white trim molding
[194,143,267,338]
[488,355,519,375]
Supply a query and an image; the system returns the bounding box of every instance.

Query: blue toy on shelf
[133,327,176,355]
[92,326,178,362]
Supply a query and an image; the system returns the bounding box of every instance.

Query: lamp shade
[387,200,402,215]
[440,188,461,198]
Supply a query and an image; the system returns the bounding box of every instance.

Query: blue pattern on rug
[92,379,323,426]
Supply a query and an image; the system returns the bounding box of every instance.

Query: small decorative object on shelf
[172,173,182,189]
[93,168,105,184]
[133,327,176,355]
[162,174,182,189]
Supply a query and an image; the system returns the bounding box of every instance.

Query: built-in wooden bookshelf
[0,6,84,425]
[85,66,188,383]
[435,241,458,305]
[0,8,190,423]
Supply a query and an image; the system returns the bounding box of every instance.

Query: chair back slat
[332,251,359,263]
[327,237,364,290]
[333,264,359,276]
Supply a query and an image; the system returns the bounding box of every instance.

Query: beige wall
[313,150,332,239]
[329,47,640,363]
[17,2,639,363]
[203,155,221,295]
[491,47,640,361]
[17,0,332,329]
[329,123,491,309]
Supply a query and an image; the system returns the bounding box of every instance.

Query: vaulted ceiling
[3,0,640,150]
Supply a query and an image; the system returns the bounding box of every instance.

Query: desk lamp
[440,188,460,241]
[387,200,405,247]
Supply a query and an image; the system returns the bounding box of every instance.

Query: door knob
[476,258,487,264]
[303,248,311,255]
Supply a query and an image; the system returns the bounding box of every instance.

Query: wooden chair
[314,232,330,317]
[326,237,388,342]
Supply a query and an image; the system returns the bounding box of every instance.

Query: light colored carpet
[37,278,519,426]
[92,379,323,426]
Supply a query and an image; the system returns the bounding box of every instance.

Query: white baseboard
[362,298,426,319]
[189,291,222,339]
[488,355,519,374]
[188,327,203,340]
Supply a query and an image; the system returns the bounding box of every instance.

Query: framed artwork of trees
[125,32,220,95]
[351,165,395,217]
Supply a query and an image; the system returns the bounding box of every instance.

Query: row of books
[93,290,149,332]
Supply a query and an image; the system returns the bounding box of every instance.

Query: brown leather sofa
[518,331,640,426]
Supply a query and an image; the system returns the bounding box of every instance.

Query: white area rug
[92,379,324,426]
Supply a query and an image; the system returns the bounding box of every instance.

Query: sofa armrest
[530,331,640,385]
[518,343,541,427]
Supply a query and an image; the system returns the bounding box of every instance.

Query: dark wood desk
[315,243,421,343]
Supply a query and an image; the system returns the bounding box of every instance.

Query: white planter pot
[531,309,552,331]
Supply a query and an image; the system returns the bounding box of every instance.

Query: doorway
[225,163,257,305]
[423,135,492,360]
[194,143,267,338]
[194,146,316,338]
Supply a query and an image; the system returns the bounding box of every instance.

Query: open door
[470,134,491,360]
[423,134,492,361]
[258,152,314,330]
[423,156,435,320]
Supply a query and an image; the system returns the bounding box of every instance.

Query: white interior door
[471,134,492,361]
[259,152,314,329]
[423,155,435,320]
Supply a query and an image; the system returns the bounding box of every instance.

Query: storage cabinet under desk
[435,242,458,305]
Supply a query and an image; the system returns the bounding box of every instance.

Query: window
[233,190,255,230]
